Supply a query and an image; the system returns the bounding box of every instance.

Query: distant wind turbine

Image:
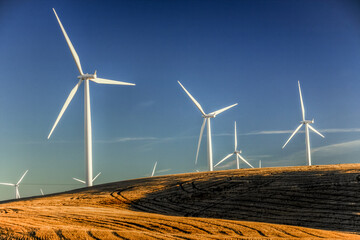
[259,160,261,168]
[48,9,135,187]
[178,81,237,171]
[282,81,325,166]
[214,122,254,169]
[73,172,101,185]
[40,189,44,196]
[151,162,157,177]
[0,170,28,199]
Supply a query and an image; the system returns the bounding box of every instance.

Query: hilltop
[1,164,360,239]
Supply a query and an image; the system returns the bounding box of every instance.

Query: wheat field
[1,164,360,239]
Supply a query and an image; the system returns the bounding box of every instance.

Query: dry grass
[1,164,360,239]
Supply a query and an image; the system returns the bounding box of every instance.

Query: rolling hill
[1,164,360,239]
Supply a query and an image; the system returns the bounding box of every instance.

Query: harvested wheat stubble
[1,164,360,239]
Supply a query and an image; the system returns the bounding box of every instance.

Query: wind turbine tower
[178,81,237,171]
[282,81,325,166]
[48,9,135,187]
[0,170,28,199]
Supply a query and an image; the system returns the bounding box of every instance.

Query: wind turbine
[0,170,28,199]
[40,189,44,196]
[178,81,237,171]
[151,161,157,177]
[73,172,101,185]
[214,122,254,169]
[282,81,325,166]
[48,9,135,187]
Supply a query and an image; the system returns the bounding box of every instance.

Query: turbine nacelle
[77,72,96,80]
[301,119,314,124]
[202,114,215,118]
[235,150,242,154]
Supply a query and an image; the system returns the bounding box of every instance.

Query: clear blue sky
[0,0,359,200]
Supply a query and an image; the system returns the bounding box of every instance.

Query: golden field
[1,164,360,239]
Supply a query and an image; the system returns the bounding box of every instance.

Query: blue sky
[0,0,359,200]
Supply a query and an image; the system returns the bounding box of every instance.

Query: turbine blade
[237,153,254,168]
[73,177,86,184]
[282,124,303,149]
[48,80,82,139]
[298,81,305,121]
[0,183,15,186]
[308,125,325,138]
[40,189,44,196]
[178,81,206,116]
[195,118,206,164]
[210,103,238,116]
[234,121,237,151]
[214,153,234,167]
[92,172,102,182]
[52,8,83,75]
[151,162,157,177]
[91,78,135,86]
[17,170,28,185]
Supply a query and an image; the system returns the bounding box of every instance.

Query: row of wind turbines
[0,9,325,199]
[178,80,325,172]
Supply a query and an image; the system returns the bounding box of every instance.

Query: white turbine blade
[234,121,237,151]
[298,81,305,121]
[282,124,303,149]
[73,178,86,184]
[48,80,82,139]
[91,78,135,86]
[210,103,238,116]
[40,189,44,196]
[195,118,207,164]
[17,170,28,185]
[52,8,83,75]
[237,153,254,168]
[308,125,325,138]
[214,153,233,167]
[0,183,15,186]
[151,162,157,177]
[178,81,206,116]
[92,172,102,182]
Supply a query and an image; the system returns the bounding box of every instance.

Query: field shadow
[122,168,360,233]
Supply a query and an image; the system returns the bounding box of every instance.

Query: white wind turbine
[178,81,237,171]
[214,122,254,169]
[151,161,157,177]
[48,9,135,187]
[0,170,28,199]
[73,172,101,185]
[282,81,325,166]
